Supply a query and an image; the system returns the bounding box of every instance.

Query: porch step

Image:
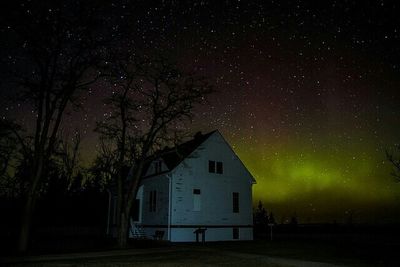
[130,219,146,239]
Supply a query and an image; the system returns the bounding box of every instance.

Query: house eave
[141,170,171,180]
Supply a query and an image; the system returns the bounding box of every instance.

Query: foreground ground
[2,238,398,267]
[1,246,333,267]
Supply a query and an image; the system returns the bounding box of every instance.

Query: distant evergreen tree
[253,201,271,238]
[254,201,268,225]
[268,212,276,225]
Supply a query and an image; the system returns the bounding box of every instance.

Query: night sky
[2,1,400,223]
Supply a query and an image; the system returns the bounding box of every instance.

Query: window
[209,160,223,174]
[149,190,157,212]
[193,188,201,211]
[233,228,239,239]
[154,161,162,173]
[216,161,223,174]
[208,160,215,173]
[232,192,239,213]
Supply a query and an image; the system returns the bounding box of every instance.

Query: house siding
[169,132,254,241]
[136,174,169,239]
[170,227,252,242]
[130,131,254,242]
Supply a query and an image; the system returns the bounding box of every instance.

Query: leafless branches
[93,52,213,248]
[53,131,82,190]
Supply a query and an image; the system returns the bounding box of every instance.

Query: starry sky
[2,1,400,223]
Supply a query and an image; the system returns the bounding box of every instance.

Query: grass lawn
[5,247,287,267]
[3,238,398,266]
[207,239,399,266]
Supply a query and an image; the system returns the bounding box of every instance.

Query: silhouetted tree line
[253,201,301,239]
[253,201,275,238]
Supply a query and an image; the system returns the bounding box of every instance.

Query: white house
[108,130,256,242]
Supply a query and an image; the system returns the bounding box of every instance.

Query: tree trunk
[18,155,43,253]
[117,211,129,248]
[17,191,36,253]
[115,163,143,249]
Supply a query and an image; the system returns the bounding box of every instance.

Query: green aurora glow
[230,134,400,223]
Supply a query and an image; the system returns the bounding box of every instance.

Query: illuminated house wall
[127,130,256,242]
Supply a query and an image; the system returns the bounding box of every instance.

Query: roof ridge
[142,130,217,177]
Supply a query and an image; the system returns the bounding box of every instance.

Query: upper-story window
[154,161,162,174]
[209,160,223,174]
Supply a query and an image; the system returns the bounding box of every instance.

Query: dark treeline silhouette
[0,174,109,255]
[253,201,276,239]
[253,201,400,244]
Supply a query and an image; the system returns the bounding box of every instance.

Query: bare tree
[95,53,213,248]
[386,145,400,181]
[88,138,119,191]
[53,131,83,190]
[1,1,120,252]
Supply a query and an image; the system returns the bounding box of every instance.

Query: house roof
[161,130,216,170]
[142,130,216,177]
[140,129,256,184]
